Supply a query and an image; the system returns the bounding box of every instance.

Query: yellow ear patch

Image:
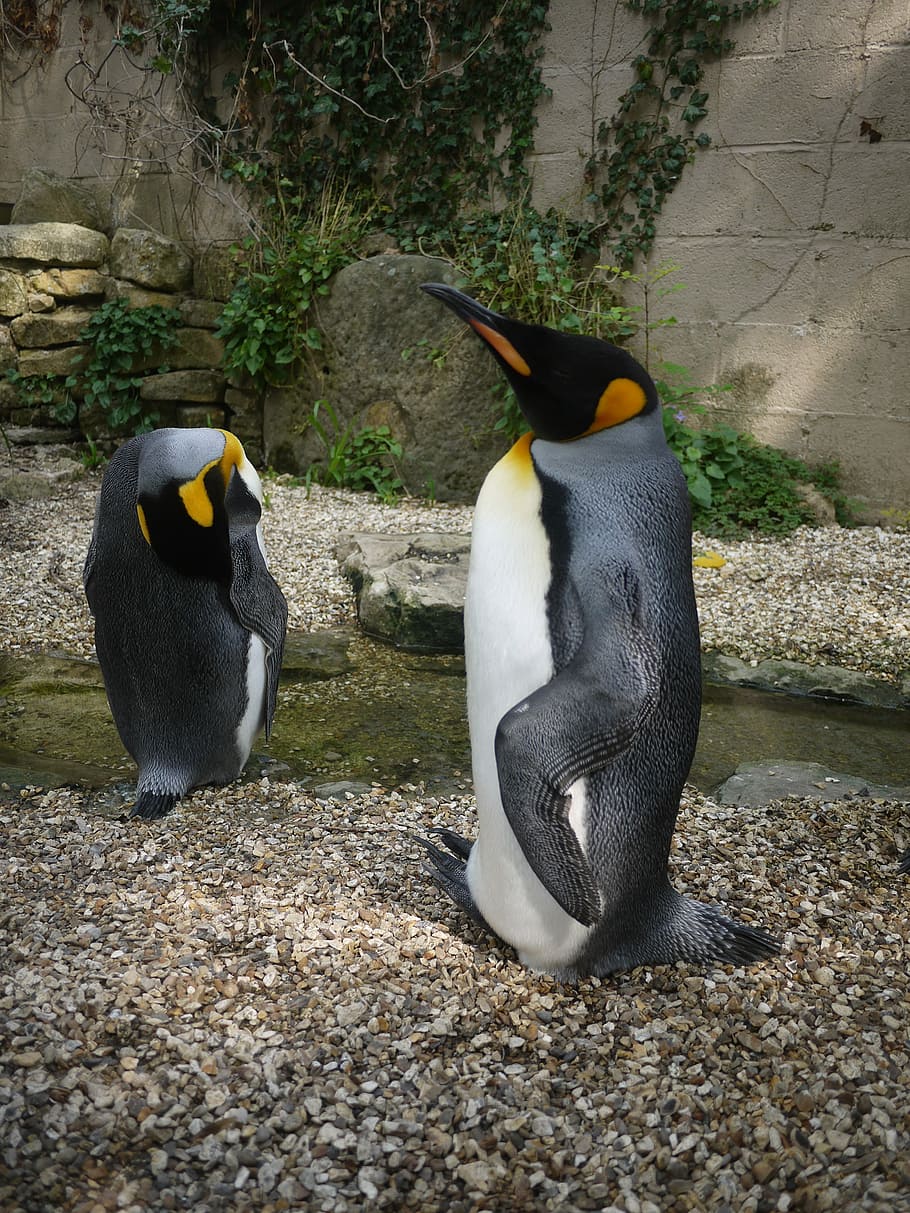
[177,432,247,528]
[136,503,151,545]
[585,378,647,434]
[469,319,532,377]
[217,429,246,483]
[179,468,216,527]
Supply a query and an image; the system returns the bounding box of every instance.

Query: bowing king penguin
[419,283,780,979]
[84,428,287,820]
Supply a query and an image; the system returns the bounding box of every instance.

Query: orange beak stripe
[469,319,532,377]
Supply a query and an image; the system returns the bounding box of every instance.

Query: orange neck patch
[496,430,536,482]
[584,377,647,435]
[469,319,532,377]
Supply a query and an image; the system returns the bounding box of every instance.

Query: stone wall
[0,222,259,455]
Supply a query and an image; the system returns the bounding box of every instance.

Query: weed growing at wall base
[7,301,179,441]
[304,400,404,505]
[662,406,853,536]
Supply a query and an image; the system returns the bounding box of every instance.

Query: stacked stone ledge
[0,221,255,452]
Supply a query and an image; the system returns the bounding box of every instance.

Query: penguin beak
[421,283,532,378]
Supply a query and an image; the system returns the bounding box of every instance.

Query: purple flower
[674,410,686,423]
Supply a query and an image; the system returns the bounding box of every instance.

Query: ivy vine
[590,0,779,266]
[222,0,551,234]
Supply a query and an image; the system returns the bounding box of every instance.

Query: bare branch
[264,39,393,125]
[377,0,512,91]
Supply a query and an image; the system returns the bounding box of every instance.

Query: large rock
[110,228,192,292]
[0,326,15,374]
[0,223,109,268]
[104,278,182,310]
[717,761,910,806]
[702,651,907,710]
[10,168,109,232]
[27,268,108,301]
[337,531,470,652]
[16,346,87,377]
[193,243,244,301]
[262,254,509,503]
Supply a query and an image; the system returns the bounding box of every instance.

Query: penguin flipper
[495,640,660,928]
[228,532,289,738]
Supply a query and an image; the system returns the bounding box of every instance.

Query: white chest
[463,440,593,969]
[235,631,267,764]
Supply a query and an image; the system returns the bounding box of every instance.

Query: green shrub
[7,301,178,440]
[662,404,853,536]
[217,180,371,388]
[304,399,404,504]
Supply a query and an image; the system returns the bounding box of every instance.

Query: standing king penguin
[419,284,779,979]
[84,428,288,820]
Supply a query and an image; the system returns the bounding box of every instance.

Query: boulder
[10,169,109,232]
[16,346,87,377]
[225,385,263,463]
[716,761,910,806]
[262,254,509,503]
[0,445,85,502]
[0,325,15,374]
[193,242,244,301]
[179,298,224,329]
[280,629,354,682]
[166,328,225,370]
[701,651,906,711]
[0,223,108,268]
[110,228,192,291]
[104,279,181,309]
[27,268,108,300]
[337,531,469,652]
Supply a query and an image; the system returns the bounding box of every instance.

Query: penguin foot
[427,826,473,861]
[898,848,910,875]
[414,830,489,929]
[131,791,178,821]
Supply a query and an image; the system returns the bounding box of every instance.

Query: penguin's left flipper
[228,529,289,737]
[495,610,661,928]
[415,832,491,930]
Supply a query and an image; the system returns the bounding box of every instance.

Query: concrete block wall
[0,4,244,244]
[531,0,910,518]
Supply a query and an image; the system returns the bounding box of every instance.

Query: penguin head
[135,428,263,582]
[421,282,659,442]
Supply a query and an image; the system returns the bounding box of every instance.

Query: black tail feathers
[131,790,178,820]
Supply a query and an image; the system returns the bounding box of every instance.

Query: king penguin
[418,283,780,979]
[84,427,288,820]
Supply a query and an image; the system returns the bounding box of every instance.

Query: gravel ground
[1,452,909,1212]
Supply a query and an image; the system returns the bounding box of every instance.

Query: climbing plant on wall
[590,0,779,265]
[225,0,551,233]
